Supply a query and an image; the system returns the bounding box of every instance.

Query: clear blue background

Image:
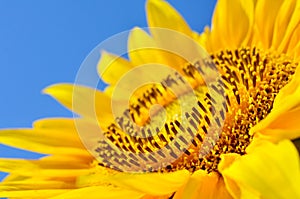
[0,0,216,181]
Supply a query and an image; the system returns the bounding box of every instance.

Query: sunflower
[1,0,300,198]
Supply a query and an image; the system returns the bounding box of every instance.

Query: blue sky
[0,0,216,180]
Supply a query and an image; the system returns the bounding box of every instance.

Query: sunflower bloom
[1,0,300,198]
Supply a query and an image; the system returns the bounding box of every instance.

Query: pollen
[95,47,297,173]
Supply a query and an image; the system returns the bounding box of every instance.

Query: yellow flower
[1,0,300,198]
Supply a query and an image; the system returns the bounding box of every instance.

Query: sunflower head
[1,0,300,198]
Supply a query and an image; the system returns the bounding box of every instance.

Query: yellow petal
[141,195,169,199]
[0,129,91,156]
[219,154,260,199]
[222,140,300,199]
[210,0,254,51]
[196,27,212,53]
[0,159,38,174]
[97,51,133,85]
[49,186,144,199]
[105,170,190,196]
[253,0,284,48]
[128,27,158,66]
[43,83,114,126]
[4,118,83,149]
[288,26,300,59]
[32,118,96,152]
[252,107,300,142]
[146,0,206,73]
[146,0,192,37]
[0,128,77,148]
[272,0,300,52]
[0,158,91,179]
[218,154,241,199]
[32,118,87,149]
[273,66,300,106]
[287,23,300,57]
[174,170,233,199]
[0,180,74,190]
[0,189,69,198]
[127,27,184,72]
[33,118,77,131]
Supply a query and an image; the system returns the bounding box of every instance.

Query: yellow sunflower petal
[146,0,192,37]
[141,195,169,199]
[196,26,213,53]
[33,118,77,132]
[105,170,190,196]
[3,118,83,149]
[0,180,74,190]
[128,27,158,65]
[0,159,38,175]
[253,0,284,49]
[0,189,70,198]
[251,107,300,142]
[97,51,133,85]
[32,118,86,148]
[43,83,96,117]
[272,0,300,52]
[128,27,182,71]
[0,158,91,179]
[210,0,254,51]
[0,128,91,156]
[41,155,92,168]
[217,154,242,199]
[287,23,300,57]
[174,170,233,199]
[49,186,144,199]
[43,83,114,125]
[146,0,205,73]
[219,154,260,199]
[222,140,300,199]
[0,128,79,148]
[32,118,96,152]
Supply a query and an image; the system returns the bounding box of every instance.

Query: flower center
[96,47,297,173]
